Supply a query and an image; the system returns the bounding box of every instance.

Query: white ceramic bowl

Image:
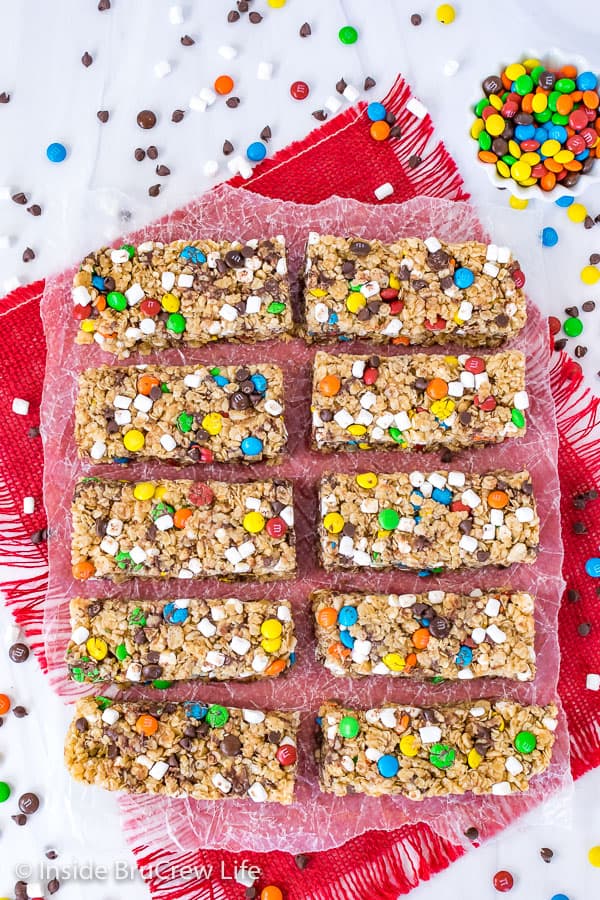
[470,47,600,202]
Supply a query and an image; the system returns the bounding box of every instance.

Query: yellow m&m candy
[323,512,344,533]
[243,511,265,533]
[383,653,405,672]
[399,734,419,757]
[134,482,155,501]
[356,472,378,489]
[261,619,283,640]
[123,429,145,452]
[86,637,108,660]
[202,412,222,435]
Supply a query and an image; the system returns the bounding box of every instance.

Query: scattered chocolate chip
[237,0,249,11]
[258,126,272,145]
[578,622,592,636]
[19,792,40,814]
[13,705,28,717]
[299,22,311,37]
[582,300,595,312]
[464,826,479,841]
[364,76,376,90]
[584,216,595,229]
[15,882,28,900]
[408,154,422,168]
[294,853,310,869]
[12,192,28,205]
[48,879,60,895]
[98,0,110,9]
[590,253,600,265]
[28,425,40,437]
[46,850,58,860]
[565,305,578,317]
[245,889,257,899]
[81,51,93,67]
[180,35,195,46]
[312,109,327,120]
[137,109,157,129]
[156,164,170,176]
[30,528,47,544]
[148,184,161,197]
[567,589,580,603]
[249,11,262,23]
[554,338,567,351]
[22,247,35,263]
[171,108,185,123]
[147,145,158,160]
[0,91,11,103]
[575,345,587,358]
[12,814,27,826]
[336,77,347,94]
[540,847,554,863]
[97,109,109,123]
[389,125,402,139]
[227,10,240,22]
[226,96,241,108]
[26,204,41,218]
[9,643,29,663]
[223,139,234,155]
[411,13,423,25]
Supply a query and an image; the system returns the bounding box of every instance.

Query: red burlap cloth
[1,75,599,899]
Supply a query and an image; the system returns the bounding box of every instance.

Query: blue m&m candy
[367,102,386,121]
[377,754,400,778]
[338,605,359,627]
[246,141,267,162]
[46,142,67,163]
[454,267,474,289]
[240,435,264,456]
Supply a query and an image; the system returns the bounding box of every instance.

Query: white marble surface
[1,1,600,898]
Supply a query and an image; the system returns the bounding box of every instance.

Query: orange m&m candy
[137,714,159,736]
[488,489,509,509]
[370,120,390,141]
[265,659,287,677]
[426,378,448,400]
[0,694,10,715]
[214,75,234,95]
[72,560,95,580]
[412,627,430,650]
[137,375,160,396]
[173,508,193,529]
[319,374,341,396]
[261,887,283,900]
[317,607,338,628]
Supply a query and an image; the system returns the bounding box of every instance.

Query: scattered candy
[581,265,600,284]
[137,109,157,129]
[585,557,600,577]
[493,870,514,892]
[0,781,10,802]
[563,316,583,337]
[214,74,234,95]
[338,25,358,45]
[0,693,10,715]
[541,227,558,246]
[46,142,67,163]
[23,496,35,514]
[436,4,456,24]
[443,60,460,77]
[290,80,310,100]
[247,141,267,162]
[588,845,600,866]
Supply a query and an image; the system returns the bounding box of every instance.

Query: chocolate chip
[15,882,28,900]
[13,705,28,718]
[156,164,170,176]
[312,109,327,120]
[148,184,161,197]
[554,339,567,351]
[98,0,110,8]
[336,78,347,94]
[28,425,40,437]
[227,9,240,22]
[12,814,27,826]
[147,145,158,159]
[565,305,578,317]
[319,408,333,422]
[137,109,157,129]
[142,664,162,679]
[575,345,587,358]
[299,21,312,36]
[181,34,195,46]
[476,550,490,562]
[540,847,554,863]
[46,850,58,859]
[172,109,185,123]
[220,734,242,756]
[96,109,109,123]
[578,622,592,636]
[495,313,509,327]
[48,879,60,895]
[81,51,93,67]
[294,853,310,869]
[459,520,472,535]
[134,147,146,161]
[245,889,257,899]
[385,111,396,125]
[567,589,580,603]
[427,249,450,271]
[0,91,10,103]
[482,75,502,94]
[237,0,249,10]
[226,96,240,108]
[27,204,42,216]
[223,139,234,155]
[249,11,262,23]
[349,240,371,256]
[22,247,35,262]
[260,125,272,142]
[408,154,422,168]
[412,278,427,291]
[9,643,29,663]
[410,13,422,25]
[30,528,47,544]
[363,76,376,90]
[12,192,27,204]
[414,376,428,391]
[584,216,595,229]
[19,792,40,814]
[582,300,595,312]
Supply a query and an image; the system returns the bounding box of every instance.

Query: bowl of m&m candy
[470,52,600,199]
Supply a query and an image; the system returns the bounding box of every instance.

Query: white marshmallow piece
[218,45,237,60]
[374,182,394,201]
[407,97,428,119]
[257,61,274,80]
[12,398,29,415]
[154,60,172,79]
[23,496,35,514]
[168,5,184,24]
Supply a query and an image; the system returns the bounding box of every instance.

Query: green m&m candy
[338,715,360,738]
[0,781,11,802]
[166,312,186,334]
[514,730,537,754]
[338,25,358,44]
[115,643,129,661]
[511,408,525,428]
[378,508,400,530]
[177,411,194,433]
[107,291,127,311]
[564,316,583,337]
[206,704,229,728]
[429,743,456,769]
[152,679,172,690]
[267,301,286,315]
[121,243,136,259]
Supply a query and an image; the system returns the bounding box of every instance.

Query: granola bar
[75,363,287,465]
[319,470,538,573]
[72,238,293,357]
[65,696,299,804]
[67,596,296,684]
[71,477,296,582]
[312,588,535,680]
[316,699,556,798]
[311,350,528,452]
[303,234,526,345]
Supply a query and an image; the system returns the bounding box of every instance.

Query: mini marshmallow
[154,514,174,531]
[515,506,535,523]
[459,534,478,553]
[203,159,220,177]
[12,398,30,415]
[443,59,460,77]
[587,673,600,691]
[125,283,145,305]
[374,182,394,201]
[343,84,360,102]
[419,725,442,743]
[198,87,216,105]
[23,496,35,515]
[154,60,172,79]
[484,597,501,617]
[160,434,177,451]
[71,625,90,645]
[230,636,251,655]
[218,45,237,60]
[257,61,274,80]
[129,545,147,565]
[243,708,265,724]
[102,708,120,725]
[198,617,217,638]
[407,97,428,118]
[325,95,342,113]
[161,271,176,290]
[189,95,207,112]
[168,5,184,24]
[149,761,169,779]
[178,273,194,288]
[133,393,153,413]
[497,246,511,263]
[513,390,529,410]
[90,440,107,460]
[248,782,268,803]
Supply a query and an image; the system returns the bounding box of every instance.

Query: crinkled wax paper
[40,186,570,854]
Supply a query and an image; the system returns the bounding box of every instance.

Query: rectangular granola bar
[311,350,527,452]
[76,363,287,465]
[65,696,299,804]
[303,234,526,345]
[72,238,293,357]
[317,699,556,798]
[311,588,535,680]
[71,477,296,582]
[319,469,538,572]
[67,596,296,684]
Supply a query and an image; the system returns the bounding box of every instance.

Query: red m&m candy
[276,743,297,766]
[266,516,287,539]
